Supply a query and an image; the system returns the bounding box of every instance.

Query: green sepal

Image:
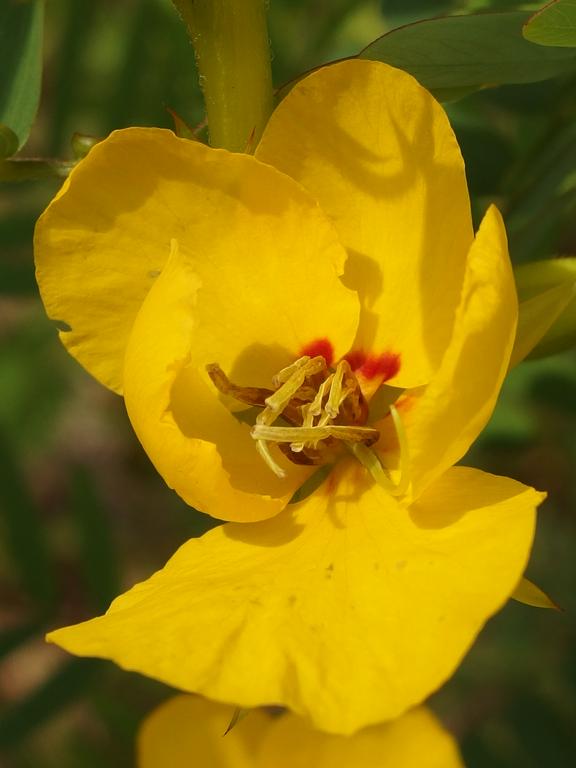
[511,576,562,611]
[514,258,576,360]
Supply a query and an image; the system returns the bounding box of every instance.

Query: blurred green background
[1,0,575,765]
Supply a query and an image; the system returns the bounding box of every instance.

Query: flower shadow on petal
[257,62,474,386]
[408,467,531,530]
[342,248,384,354]
[169,355,309,498]
[223,506,305,547]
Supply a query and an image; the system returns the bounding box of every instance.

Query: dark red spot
[343,349,366,371]
[300,338,334,366]
[344,350,401,382]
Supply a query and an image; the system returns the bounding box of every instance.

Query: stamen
[252,424,379,446]
[206,354,396,480]
[350,404,411,497]
[265,356,326,414]
[291,374,334,452]
[207,363,272,407]
[272,356,311,386]
[325,360,348,418]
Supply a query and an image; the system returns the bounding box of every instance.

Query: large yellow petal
[138,695,270,768]
[122,153,359,520]
[258,707,464,768]
[138,696,463,768]
[256,60,473,388]
[35,127,357,394]
[47,463,539,735]
[378,205,517,498]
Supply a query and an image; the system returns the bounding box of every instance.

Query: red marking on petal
[300,338,334,366]
[343,350,366,371]
[344,350,401,382]
[363,352,401,381]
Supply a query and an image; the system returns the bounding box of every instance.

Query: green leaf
[0,0,44,152]
[524,0,576,48]
[0,124,18,159]
[515,257,576,359]
[359,11,576,101]
[506,121,576,262]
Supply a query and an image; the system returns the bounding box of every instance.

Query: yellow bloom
[138,696,464,768]
[37,60,543,734]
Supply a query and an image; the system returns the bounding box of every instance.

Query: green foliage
[360,11,576,101]
[524,0,576,48]
[70,466,120,613]
[515,258,576,358]
[0,0,44,153]
[0,660,106,751]
[0,125,19,159]
[0,430,56,611]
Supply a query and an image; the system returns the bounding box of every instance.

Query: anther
[206,363,272,408]
[252,424,380,446]
[291,375,334,452]
[324,360,348,419]
[265,356,327,414]
[206,354,386,478]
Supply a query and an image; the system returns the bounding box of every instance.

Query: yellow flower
[37,60,543,734]
[138,696,464,768]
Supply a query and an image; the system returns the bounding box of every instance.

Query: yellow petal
[256,60,473,388]
[138,696,463,768]
[138,695,269,768]
[511,576,561,611]
[35,127,357,394]
[380,205,517,498]
[47,463,539,735]
[123,153,359,520]
[258,707,464,768]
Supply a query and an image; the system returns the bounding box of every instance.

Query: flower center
[207,355,379,477]
[207,354,411,497]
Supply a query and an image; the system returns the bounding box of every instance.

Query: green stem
[0,158,75,182]
[172,0,274,153]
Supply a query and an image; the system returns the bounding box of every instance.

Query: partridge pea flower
[138,696,464,768]
[38,61,543,734]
